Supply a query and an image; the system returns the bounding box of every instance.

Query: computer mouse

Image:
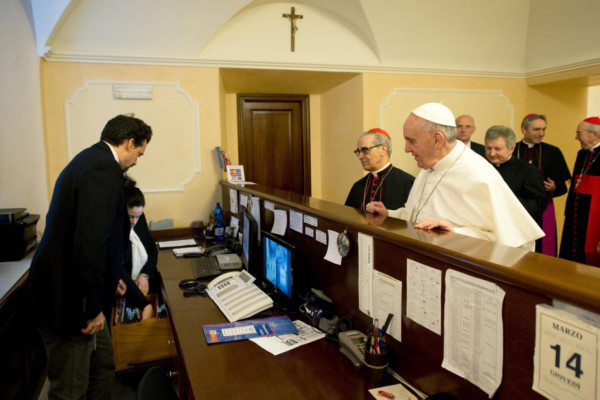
[179,278,197,289]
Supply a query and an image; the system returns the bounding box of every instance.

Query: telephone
[338,330,366,367]
[206,270,273,322]
[204,243,230,256]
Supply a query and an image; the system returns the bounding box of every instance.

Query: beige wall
[40,62,224,227]
[39,61,587,238]
[1,0,48,232]
[319,75,364,204]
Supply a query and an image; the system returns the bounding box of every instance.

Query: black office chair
[136,366,178,400]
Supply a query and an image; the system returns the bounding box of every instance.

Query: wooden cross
[282,7,303,52]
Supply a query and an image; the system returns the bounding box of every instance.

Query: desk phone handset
[204,244,230,256]
[338,330,366,367]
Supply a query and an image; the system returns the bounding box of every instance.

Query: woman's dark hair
[124,175,145,208]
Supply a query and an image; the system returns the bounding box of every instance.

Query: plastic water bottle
[214,202,225,242]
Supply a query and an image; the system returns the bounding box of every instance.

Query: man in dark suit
[27,114,152,399]
[456,114,485,157]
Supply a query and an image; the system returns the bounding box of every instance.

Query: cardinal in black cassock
[560,117,600,267]
[345,128,413,211]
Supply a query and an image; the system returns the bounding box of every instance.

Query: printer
[0,208,39,262]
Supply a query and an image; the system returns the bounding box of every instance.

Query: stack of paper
[172,246,204,257]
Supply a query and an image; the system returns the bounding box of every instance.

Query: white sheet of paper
[229,216,239,236]
[368,383,418,400]
[303,214,317,227]
[264,201,275,211]
[315,230,327,245]
[240,194,248,209]
[158,239,197,249]
[229,188,238,214]
[271,209,287,235]
[533,304,600,400]
[304,227,314,237]
[372,270,402,341]
[406,259,442,335]
[250,320,326,356]
[324,230,342,265]
[290,210,303,233]
[172,246,204,257]
[358,232,374,317]
[442,269,505,398]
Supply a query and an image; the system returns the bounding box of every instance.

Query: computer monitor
[262,231,294,305]
[241,206,258,275]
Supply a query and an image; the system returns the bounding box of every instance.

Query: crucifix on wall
[282,7,303,52]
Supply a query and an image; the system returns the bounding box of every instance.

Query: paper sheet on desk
[271,209,287,235]
[250,320,325,356]
[158,239,197,249]
[324,230,342,265]
[172,246,204,257]
[368,384,419,400]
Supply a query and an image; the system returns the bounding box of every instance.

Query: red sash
[574,174,600,266]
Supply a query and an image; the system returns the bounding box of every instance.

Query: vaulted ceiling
[28,0,600,80]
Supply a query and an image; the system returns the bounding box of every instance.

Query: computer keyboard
[191,257,222,279]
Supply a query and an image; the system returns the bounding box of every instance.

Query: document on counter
[172,246,204,257]
[250,320,326,356]
[158,239,197,249]
[442,269,505,398]
[271,209,287,235]
[203,315,297,344]
[406,259,442,335]
[358,232,374,317]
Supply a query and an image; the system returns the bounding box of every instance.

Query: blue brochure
[203,315,298,344]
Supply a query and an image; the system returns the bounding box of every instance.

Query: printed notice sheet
[290,210,303,233]
[372,271,402,341]
[250,320,326,356]
[324,230,342,265]
[315,230,327,245]
[442,269,505,398]
[271,209,287,235]
[251,197,262,239]
[358,233,374,317]
[406,259,442,334]
[229,188,238,214]
[533,304,600,400]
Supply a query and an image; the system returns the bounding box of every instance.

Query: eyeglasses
[576,130,590,136]
[354,144,383,156]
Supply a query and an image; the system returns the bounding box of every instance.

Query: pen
[380,313,394,336]
[377,390,395,399]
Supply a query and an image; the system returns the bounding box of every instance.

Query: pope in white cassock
[367,103,544,250]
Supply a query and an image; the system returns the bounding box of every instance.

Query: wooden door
[237,94,311,196]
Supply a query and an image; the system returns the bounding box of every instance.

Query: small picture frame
[226,165,245,182]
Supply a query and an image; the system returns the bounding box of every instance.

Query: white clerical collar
[371,162,391,177]
[591,142,600,151]
[431,141,464,172]
[103,141,120,164]
[522,140,536,148]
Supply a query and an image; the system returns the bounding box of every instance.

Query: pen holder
[364,351,389,384]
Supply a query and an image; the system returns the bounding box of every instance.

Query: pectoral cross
[282,7,303,52]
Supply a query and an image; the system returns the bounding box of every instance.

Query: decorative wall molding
[64,80,200,193]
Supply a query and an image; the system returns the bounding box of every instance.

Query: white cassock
[389,141,544,250]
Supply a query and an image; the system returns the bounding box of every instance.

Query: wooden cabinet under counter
[110,294,177,372]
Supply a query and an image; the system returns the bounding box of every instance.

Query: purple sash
[541,198,556,256]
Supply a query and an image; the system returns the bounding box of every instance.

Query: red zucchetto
[584,116,600,126]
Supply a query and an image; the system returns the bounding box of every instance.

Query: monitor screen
[241,207,258,274]
[262,231,294,300]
